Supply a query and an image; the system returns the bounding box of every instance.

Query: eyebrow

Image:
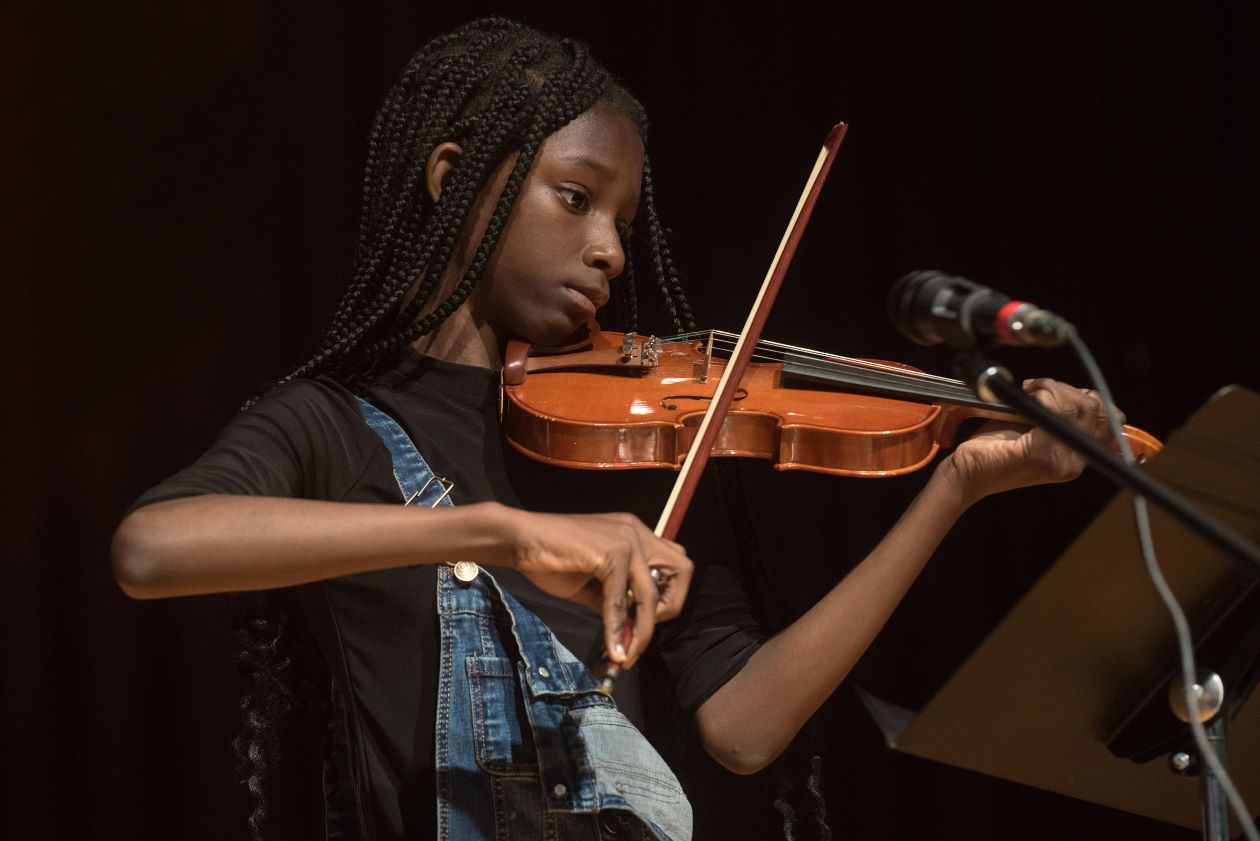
[555,154,619,181]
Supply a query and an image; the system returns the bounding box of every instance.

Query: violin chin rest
[502,340,530,386]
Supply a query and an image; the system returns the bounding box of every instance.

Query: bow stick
[601,122,849,693]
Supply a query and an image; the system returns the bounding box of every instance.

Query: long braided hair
[278,18,691,389]
[231,18,694,840]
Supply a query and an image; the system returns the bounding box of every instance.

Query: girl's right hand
[502,509,693,669]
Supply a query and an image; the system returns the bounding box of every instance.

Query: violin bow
[600,122,848,693]
[655,122,848,541]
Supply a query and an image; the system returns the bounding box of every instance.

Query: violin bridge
[701,330,715,383]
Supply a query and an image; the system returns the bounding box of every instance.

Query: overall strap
[356,396,453,508]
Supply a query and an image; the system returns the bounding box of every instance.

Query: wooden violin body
[501,330,1163,478]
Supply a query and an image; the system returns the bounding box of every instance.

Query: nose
[582,220,626,280]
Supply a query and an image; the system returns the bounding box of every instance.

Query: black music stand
[858,386,1260,836]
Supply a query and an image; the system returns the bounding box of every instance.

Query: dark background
[5,1,1258,838]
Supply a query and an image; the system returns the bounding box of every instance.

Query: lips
[563,284,610,317]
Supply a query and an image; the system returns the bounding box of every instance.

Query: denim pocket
[466,654,538,777]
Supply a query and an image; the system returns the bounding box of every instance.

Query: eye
[559,187,591,212]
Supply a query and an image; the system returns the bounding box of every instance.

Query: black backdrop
[5,2,1258,839]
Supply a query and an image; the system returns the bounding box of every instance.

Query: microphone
[888,270,1072,349]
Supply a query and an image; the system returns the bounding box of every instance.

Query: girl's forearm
[694,461,975,774]
[112,495,516,599]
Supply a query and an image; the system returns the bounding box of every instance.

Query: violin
[501,327,1163,478]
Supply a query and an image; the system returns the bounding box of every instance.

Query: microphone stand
[952,349,1260,576]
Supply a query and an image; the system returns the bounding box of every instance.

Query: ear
[425,141,464,203]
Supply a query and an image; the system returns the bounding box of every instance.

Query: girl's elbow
[701,736,781,776]
[695,708,784,775]
[111,510,169,599]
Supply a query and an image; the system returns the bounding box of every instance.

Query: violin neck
[779,352,1011,415]
[778,345,1161,461]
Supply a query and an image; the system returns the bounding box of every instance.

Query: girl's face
[470,104,645,347]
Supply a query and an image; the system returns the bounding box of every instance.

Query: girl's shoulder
[131,377,388,511]
[250,375,361,420]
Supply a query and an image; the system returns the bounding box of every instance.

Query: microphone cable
[1067,326,1259,841]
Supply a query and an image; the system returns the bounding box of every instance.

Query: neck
[410,305,502,370]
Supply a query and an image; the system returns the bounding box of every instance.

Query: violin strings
[663,330,962,385]
[659,330,979,404]
[710,331,964,386]
[665,331,969,394]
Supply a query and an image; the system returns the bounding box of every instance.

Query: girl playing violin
[111,17,1122,841]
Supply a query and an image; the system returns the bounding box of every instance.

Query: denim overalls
[357,398,692,841]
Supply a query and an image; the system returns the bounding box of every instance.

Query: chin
[518,318,586,348]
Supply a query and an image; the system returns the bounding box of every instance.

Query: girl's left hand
[940,378,1124,504]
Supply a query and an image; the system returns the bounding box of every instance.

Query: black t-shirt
[132,349,766,840]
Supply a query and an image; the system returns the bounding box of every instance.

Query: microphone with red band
[888,270,1072,349]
